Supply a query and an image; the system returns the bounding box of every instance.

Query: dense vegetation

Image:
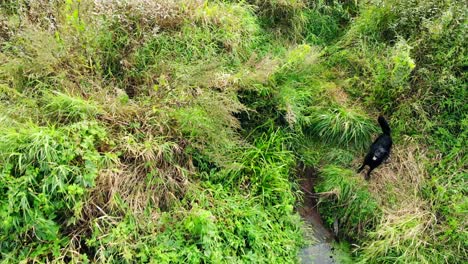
[0,0,466,263]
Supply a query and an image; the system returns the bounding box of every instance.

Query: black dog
[357,116,392,180]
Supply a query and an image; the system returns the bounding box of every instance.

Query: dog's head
[372,147,388,161]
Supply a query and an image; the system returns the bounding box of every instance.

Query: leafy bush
[0,121,111,261]
[88,188,303,263]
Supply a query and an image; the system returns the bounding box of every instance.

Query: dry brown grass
[354,137,438,262]
[91,163,189,213]
[93,0,187,31]
[12,0,61,32]
[359,204,437,263]
[68,90,195,238]
[327,83,349,105]
[0,17,11,42]
[93,123,191,215]
[238,55,281,88]
[362,136,428,205]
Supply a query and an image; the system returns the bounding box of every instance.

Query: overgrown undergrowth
[0,0,466,263]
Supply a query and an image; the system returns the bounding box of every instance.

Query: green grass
[0,0,466,263]
[43,91,102,122]
[303,106,378,150]
[0,121,112,261]
[314,165,381,241]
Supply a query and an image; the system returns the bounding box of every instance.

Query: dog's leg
[383,154,391,164]
[365,167,375,181]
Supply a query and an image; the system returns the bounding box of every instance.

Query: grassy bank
[0,0,466,263]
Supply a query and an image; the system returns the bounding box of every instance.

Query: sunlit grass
[44,91,102,122]
[304,107,378,150]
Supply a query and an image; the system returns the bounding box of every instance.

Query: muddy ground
[296,165,338,264]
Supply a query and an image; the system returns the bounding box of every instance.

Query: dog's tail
[378,116,391,135]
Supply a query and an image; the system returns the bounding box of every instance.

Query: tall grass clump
[272,44,321,128]
[304,107,378,150]
[303,1,358,45]
[243,0,307,40]
[359,207,438,264]
[173,90,246,168]
[315,165,381,241]
[43,91,102,123]
[225,129,297,208]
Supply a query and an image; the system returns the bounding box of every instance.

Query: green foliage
[330,0,467,261]
[88,187,303,263]
[303,9,341,45]
[0,0,465,262]
[91,0,261,96]
[87,131,303,263]
[44,91,102,123]
[0,121,111,261]
[315,166,381,240]
[304,107,378,150]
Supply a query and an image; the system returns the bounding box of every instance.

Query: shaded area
[296,165,338,264]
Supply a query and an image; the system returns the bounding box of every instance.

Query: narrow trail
[296,166,338,264]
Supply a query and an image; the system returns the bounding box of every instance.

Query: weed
[0,121,111,261]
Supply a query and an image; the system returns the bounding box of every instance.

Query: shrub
[0,121,111,261]
[88,185,304,263]
[86,130,303,263]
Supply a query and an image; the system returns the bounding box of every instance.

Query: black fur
[357,116,392,180]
